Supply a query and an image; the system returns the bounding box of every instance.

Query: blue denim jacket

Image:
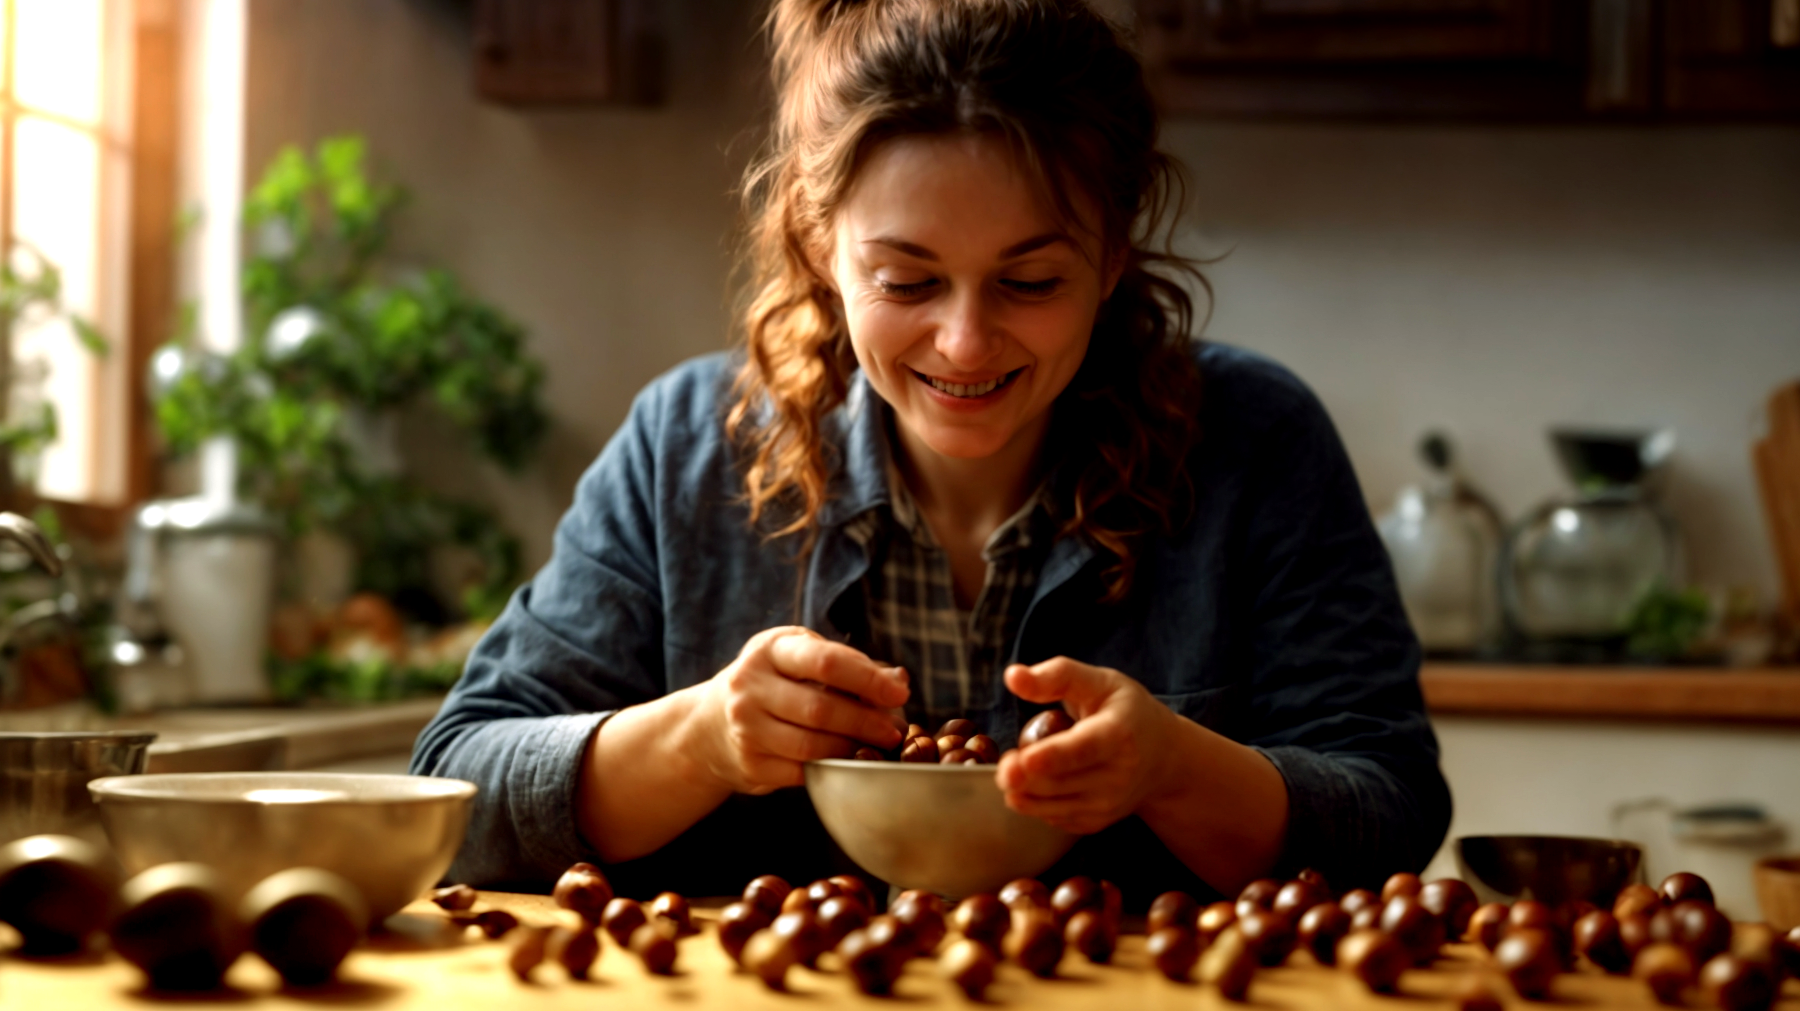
[411,343,1451,903]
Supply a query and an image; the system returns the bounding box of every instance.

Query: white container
[160,530,275,703]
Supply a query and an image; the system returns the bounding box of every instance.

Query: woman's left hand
[995,657,1182,835]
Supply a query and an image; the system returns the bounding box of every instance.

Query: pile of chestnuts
[498,861,698,981]
[850,709,1074,765]
[0,833,368,991]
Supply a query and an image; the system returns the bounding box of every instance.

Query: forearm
[575,685,734,864]
[1137,719,1290,898]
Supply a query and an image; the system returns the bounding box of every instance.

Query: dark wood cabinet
[473,0,662,105]
[1138,0,1800,119]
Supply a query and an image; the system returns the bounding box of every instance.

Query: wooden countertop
[8,891,1798,1009]
[1421,662,1800,726]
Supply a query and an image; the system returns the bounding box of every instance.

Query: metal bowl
[89,772,475,924]
[1456,834,1643,908]
[0,731,156,847]
[805,759,1074,899]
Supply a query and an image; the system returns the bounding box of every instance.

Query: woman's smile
[909,365,1025,405]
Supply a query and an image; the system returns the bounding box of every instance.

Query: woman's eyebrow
[862,232,1074,261]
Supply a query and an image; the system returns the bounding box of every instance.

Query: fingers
[758,675,904,748]
[767,632,910,708]
[1003,657,1116,714]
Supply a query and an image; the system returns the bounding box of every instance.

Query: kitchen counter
[128,697,443,773]
[1420,662,1800,726]
[11,890,1796,1008]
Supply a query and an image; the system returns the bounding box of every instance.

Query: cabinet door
[475,0,621,104]
[1661,0,1800,117]
[1139,0,1591,117]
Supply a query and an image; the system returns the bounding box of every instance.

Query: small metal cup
[0,730,156,847]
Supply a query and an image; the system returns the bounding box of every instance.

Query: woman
[412,0,1450,905]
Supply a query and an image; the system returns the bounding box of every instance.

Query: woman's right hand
[685,626,909,794]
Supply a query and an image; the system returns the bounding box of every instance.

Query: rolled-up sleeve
[1236,383,1452,889]
[410,380,671,887]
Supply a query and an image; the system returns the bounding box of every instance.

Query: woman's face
[825,133,1118,464]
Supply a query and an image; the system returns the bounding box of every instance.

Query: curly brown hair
[728,0,1208,601]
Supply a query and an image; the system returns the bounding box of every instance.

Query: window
[2,0,134,505]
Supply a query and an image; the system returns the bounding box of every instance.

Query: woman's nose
[934,287,1004,369]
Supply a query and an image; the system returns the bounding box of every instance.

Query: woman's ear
[1100,245,1127,301]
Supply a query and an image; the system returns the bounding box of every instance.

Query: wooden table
[7,891,1799,1008]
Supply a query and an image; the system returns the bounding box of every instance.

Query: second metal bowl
[0,730,156,847]
[805,759,1074,899]
[1456,834,1643,908]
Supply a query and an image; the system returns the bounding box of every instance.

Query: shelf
[1419,663,1800,726]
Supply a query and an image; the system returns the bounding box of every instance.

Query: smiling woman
[414,0,1451,909]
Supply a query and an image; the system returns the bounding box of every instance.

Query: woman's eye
[875,278,937,297]
[1002,277,1063,296]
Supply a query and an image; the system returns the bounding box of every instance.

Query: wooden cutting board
[5,891,1798,1008]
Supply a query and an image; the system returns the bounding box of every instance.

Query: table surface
[7,890,1799,1009]
[1419,662,1800,725]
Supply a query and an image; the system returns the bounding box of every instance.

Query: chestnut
[1381,872,1423,903]
[111,863,243,991]
[1468,902,1509,951]
[896,889,947,917]
[1198,925,1255,999]
[1728,921,1780,970]
[1618,912,1654,958]
[742,928,796,990]
[602,897,648,947]
[1634,941,1696,1005]
[1699,954,1776,1011]
[1019,708,1072,746]
[772,909,827,968]
[1147,925,1199,982]
[891,893,947,953]
[509,924,551,981]
[1668,899,1730,963]
[716,901,768,964]
[552,863,613,924]
[1296,902,1350,965]
[1237,877,1282,911]
[474,909,519,939]
[952,893,1009,953]
[1614,882,1663,920]
[1339,888,1380,918]
[547,925,600,980]
[805,878,842,905]
[1148,890,1199,935]
[936,734,968,755]
[868,912,920,957]
[1782,926,1800,978]
[0,834,117,955]
[1495,928,1559,1000]
[780,886,816,915]
[827,874,874,911]
[1296,867,1332,894]
[999,877,1050,911]
[1051,875,1101,926]
[1573,909,1630,974]
[240,867,367,987]
[905,723,928,742]
[901,736,939,763]
[1454,978,1506,1011]
[1236,907,1296,967]
[1350,905,1381,933]
[1065,908,1115,963]
[649,891,691,934]
[939,937,997,998]
[430,883,477,912]
[839,925,906,995]
[1337,928,1409,993]
[1197,901,1238,946]
[1272,879,1328,921]
[940,748,977,764]
[1659,871,1713,907]
[628,921,678,975]
[743,874,791,918]
[1099,880,1123,927]
[966,734,1000,764]
[1507,899,1555,935]
[1419,879,1478,938]
[937,718,977,739]
[1004,908,1063,977]
[818,895,869,948]
[1380,894,1445,965]
[852,746,884,761]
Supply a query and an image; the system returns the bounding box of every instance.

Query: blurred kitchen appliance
[1501,428,1681,643]
[1753,380,1800,632]
[1613,798,1786,922]
[117,439,274,705]
[1378,432,1504,653]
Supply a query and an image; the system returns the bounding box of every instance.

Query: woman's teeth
[923,370,1013,398]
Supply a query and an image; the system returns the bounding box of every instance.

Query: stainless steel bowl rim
[809,759,998,774]
[89,772,477,804]
[1457,832,1643,849]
